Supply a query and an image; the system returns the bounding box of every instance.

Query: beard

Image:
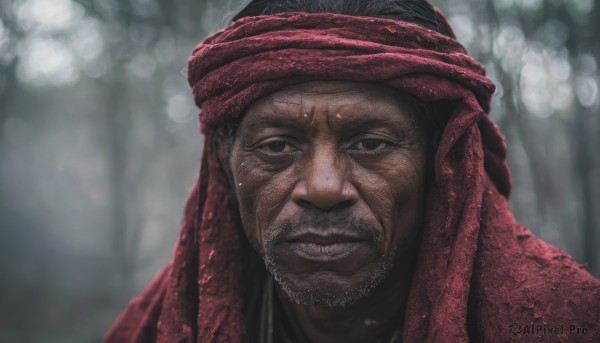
[264,254,394,308]
[261,217,395,308]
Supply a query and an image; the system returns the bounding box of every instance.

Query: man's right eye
[257,140,296,154]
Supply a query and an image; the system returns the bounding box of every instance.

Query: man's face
[227,81,428,307]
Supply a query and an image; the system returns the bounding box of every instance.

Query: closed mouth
[285,232,368,245]
[280,230,369,259]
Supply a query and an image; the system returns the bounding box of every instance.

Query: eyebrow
[244,115,298,131]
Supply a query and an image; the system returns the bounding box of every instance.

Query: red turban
[105,10,600,343]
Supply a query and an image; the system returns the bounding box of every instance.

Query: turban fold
[106,10,599,343]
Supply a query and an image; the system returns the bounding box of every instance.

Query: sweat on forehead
[240,81,424,132]
[211,81,428,148]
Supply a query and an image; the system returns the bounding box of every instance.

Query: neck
[276,250,417,343]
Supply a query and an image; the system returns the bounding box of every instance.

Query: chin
[264,256,394,308]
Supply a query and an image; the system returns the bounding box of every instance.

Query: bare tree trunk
[575,4,599,276]
[502,76,553,228]
[557,2,599,276]
[100,2,136,295]
[104,65,133,293]
[573,107,596,274]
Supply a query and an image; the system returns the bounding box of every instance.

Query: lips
[287,241,366,258]
[281,230,370,259]
[286,232,367,245]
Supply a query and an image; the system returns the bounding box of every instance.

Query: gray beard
[263,255,394,308]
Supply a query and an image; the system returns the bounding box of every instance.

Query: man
[106,0,600,342]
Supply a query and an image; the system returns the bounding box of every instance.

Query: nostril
[295,199,317,209]
[331,200,354,210]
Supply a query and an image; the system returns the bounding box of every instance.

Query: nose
[291,146,358,211]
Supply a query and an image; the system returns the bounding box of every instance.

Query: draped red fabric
[105,11,600,343]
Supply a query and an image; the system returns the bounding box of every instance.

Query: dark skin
[217,81,428,342]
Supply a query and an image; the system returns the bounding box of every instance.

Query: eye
[350,139,388,152]
[258,140,297,154]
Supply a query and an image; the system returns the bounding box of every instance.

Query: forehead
[241,81,420,130]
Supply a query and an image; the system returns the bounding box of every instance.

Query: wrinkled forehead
[234,80,427,140]
[246,81,422,116]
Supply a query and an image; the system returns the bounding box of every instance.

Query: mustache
[266,212,381,247]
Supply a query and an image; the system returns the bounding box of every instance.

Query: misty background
[0,0,598,341]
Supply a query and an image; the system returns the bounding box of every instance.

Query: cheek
[230,150,296,254]
[389,154,427,251]
[355,150,427,253]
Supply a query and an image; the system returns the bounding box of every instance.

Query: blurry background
[0,0,598,341]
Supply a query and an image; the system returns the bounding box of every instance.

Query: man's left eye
[350,139,388,152]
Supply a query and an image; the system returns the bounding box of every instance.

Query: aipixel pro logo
[509,322,589,336]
